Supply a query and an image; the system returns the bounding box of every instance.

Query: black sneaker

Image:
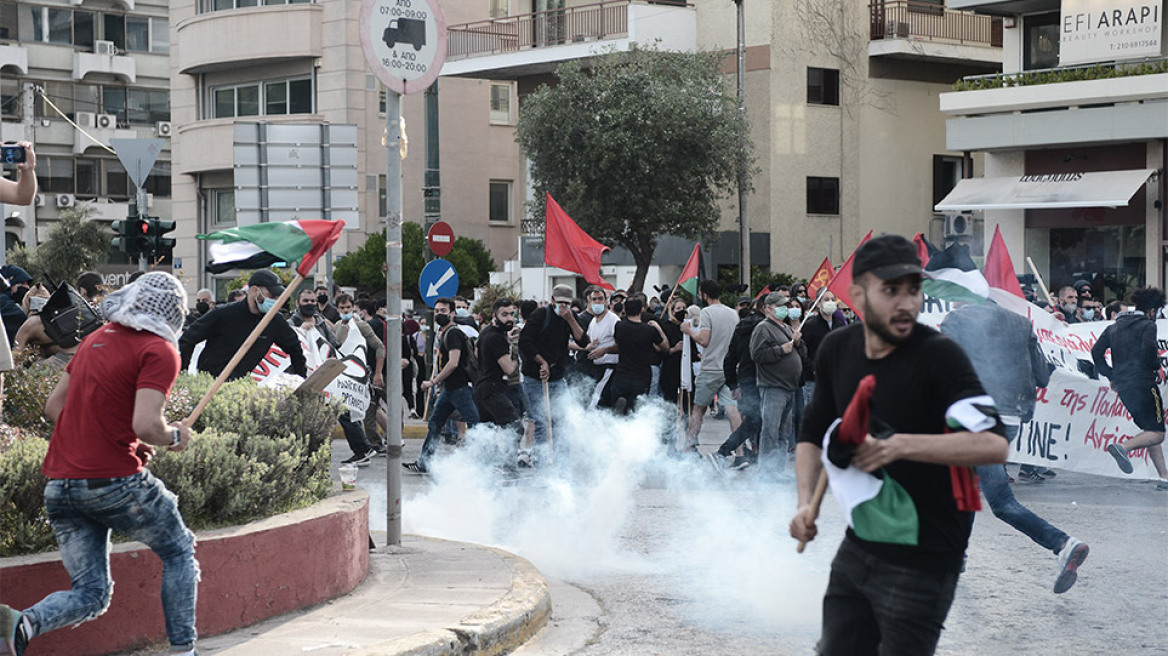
[1,604,28,656]
[344,452,373,466]
[1016,469,1044,484]
[1107,444,1133,474]
[402,461,428,474]
[614,397,628,416]
[1037,467,1057,479]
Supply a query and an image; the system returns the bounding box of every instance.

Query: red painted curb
[1,489,369,656]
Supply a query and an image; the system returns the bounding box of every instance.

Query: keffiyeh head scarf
[100,272,188,344]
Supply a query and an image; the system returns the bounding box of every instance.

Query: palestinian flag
[677,243,702,296]
[984,225,1026,300]
[199,220,344,276]
[822,375,919,545]
[922,241,989,304]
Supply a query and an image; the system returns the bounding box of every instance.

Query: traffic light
[111,218,150,256]
[148,218,176,260]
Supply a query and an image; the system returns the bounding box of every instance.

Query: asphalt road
[345,406,1168,656]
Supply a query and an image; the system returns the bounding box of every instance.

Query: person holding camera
[0,141,36,206]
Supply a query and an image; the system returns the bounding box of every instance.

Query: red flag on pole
[826,230,873,319]
[544,193,614,290]
[911,233,933,269]
[806,257,834,300]
[677,243,702,296]
[984,224,1026,299]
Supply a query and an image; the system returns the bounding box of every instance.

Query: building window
[104,159,132,199]
[489,180,512,224]
[489,0,509,18]
[933,155,963,207]
[378,174,387,219]
[0,2,16,40]
[212,190,236,225]
[105,87,170,124]
[806,177,840,215]
[143,161,171,197]
[36,157,74,194]
[1023,12,1059,70]
[489,82,513,125]
[75,159,99,197]
[211,78,312,118]
[807,68,840,106]
[378,86,386,115]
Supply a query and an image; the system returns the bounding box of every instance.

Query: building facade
[442,0,1003,290]
[1,0,173,282]
[939,0,1166,299]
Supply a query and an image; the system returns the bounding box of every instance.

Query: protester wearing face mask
[453,295,480,331]
[474,298,525,474]
[658,297,692,406]
[335,293,387,459]
[581,286,621,409]
[314,285,341,323]
[750,291,807,479]
[179,269,306,381]
[290,287,338,347]
[800,290,847,411]
[792,284,809,305]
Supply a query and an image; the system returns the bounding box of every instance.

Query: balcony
[73,46,136,83]
[868,1,1001,67]
[940,67,1168,151]
[70,0,134,10]
[175,4,322,75]
[0,43,28,75]
[442,0,696,80]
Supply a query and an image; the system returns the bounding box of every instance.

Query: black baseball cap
[853,234,925,281]
[248,269,285,296]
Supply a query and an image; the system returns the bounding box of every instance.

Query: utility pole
[734,0,750,293]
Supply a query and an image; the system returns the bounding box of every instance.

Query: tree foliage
[516,46,755,292]
[334,224,496,299]
[8,204,110,287]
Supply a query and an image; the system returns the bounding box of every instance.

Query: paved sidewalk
[194,533,549,656]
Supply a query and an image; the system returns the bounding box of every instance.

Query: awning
[935,169,1156,211]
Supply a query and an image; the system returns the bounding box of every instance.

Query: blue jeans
[419,384,479,470]
[719,380,760,457]
[521,377,567,463]
[977,424,1067,554]
[25,470,199,651]
[819,538,959,656]
[759,386,796,477]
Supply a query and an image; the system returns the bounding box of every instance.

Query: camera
[0,144,26,165]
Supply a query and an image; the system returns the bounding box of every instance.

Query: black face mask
[299,304,316,317]
[674,310,686,321]
[738,307,751,319]
[434,313,451,327]
[11,285,27,303]
[196,301,211,315]
[317,294,328,305]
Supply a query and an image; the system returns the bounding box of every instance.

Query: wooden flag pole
[797,470,829,554]
[1026,257,1057,307]
[185,272,304,427]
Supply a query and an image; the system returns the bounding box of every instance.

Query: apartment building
[170,0,523,298]
[938,0,1166,297]
[442,0,1003,287]
[0,0,172,279]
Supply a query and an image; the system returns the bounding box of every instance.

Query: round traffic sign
[419,259,459,308]
[427,221,454,257]
[359,0,447,96]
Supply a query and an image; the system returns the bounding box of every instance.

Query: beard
[862,297,915,347]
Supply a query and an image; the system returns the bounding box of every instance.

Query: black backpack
[42,283,103,349]
[444,328,478,382]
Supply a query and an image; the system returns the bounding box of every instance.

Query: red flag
[911,233,932,269]
[544,193,614,290]
[677,244,701,296]
[806,257,834,300]
[985,225,1025,300]
[826,230,873,319]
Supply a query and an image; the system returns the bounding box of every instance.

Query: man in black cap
[789,233,1008,656]
[0,265,33,346]
[179,269,306,381]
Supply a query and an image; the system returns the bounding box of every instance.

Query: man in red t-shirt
[1,272,198,656]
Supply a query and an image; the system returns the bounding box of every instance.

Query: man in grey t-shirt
[679,279,741,451]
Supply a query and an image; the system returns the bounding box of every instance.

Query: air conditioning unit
[34,193,45,207]
[943,213,974,239]
[155,121,172,137]
[76,112,96,128]
[55,193,76,209]
[96,114,116,129]
[94,40,117,56]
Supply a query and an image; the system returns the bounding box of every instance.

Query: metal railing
[447,0,637,60]
[869,1,1001,48]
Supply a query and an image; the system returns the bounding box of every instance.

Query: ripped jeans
[24,470,200,651]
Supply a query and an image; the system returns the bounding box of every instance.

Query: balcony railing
[869,1,1001,48]
[447,0,638,60]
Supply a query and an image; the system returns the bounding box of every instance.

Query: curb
[352,542,551,656]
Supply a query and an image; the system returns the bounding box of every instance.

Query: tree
[334,224,496,298]
[8,204,110,287]
[516,46,755,292]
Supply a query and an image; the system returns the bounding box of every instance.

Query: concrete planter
[0,489,369,656]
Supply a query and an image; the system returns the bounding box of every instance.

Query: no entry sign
[427,221,454,256]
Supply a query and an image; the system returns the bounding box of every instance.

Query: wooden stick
[1026,257,1056,307]
[543,377,554,460]
[185,273,303,426]
[797,470,829,554]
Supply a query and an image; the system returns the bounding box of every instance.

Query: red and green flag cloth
[198,220,344,276]
[677,243,702,296]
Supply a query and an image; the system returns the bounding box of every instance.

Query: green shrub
[2,354,63,438]
[0,380,339,557]
[0,433,52,556]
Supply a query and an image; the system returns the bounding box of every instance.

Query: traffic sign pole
[385,91,404,547]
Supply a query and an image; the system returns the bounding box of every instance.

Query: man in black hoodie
[706,295,768,471]
[1091,287,1168,488]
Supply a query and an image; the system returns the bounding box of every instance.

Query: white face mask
[821,301,838,314]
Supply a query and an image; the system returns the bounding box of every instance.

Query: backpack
[42,282,103,349]
[444,327,478,382]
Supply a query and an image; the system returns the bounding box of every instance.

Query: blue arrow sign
[419,259,459,308]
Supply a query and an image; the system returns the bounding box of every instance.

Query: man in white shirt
[582,286,620,408]
[680,279,741,451]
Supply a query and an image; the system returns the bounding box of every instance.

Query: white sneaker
[1054,537,1089,594]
